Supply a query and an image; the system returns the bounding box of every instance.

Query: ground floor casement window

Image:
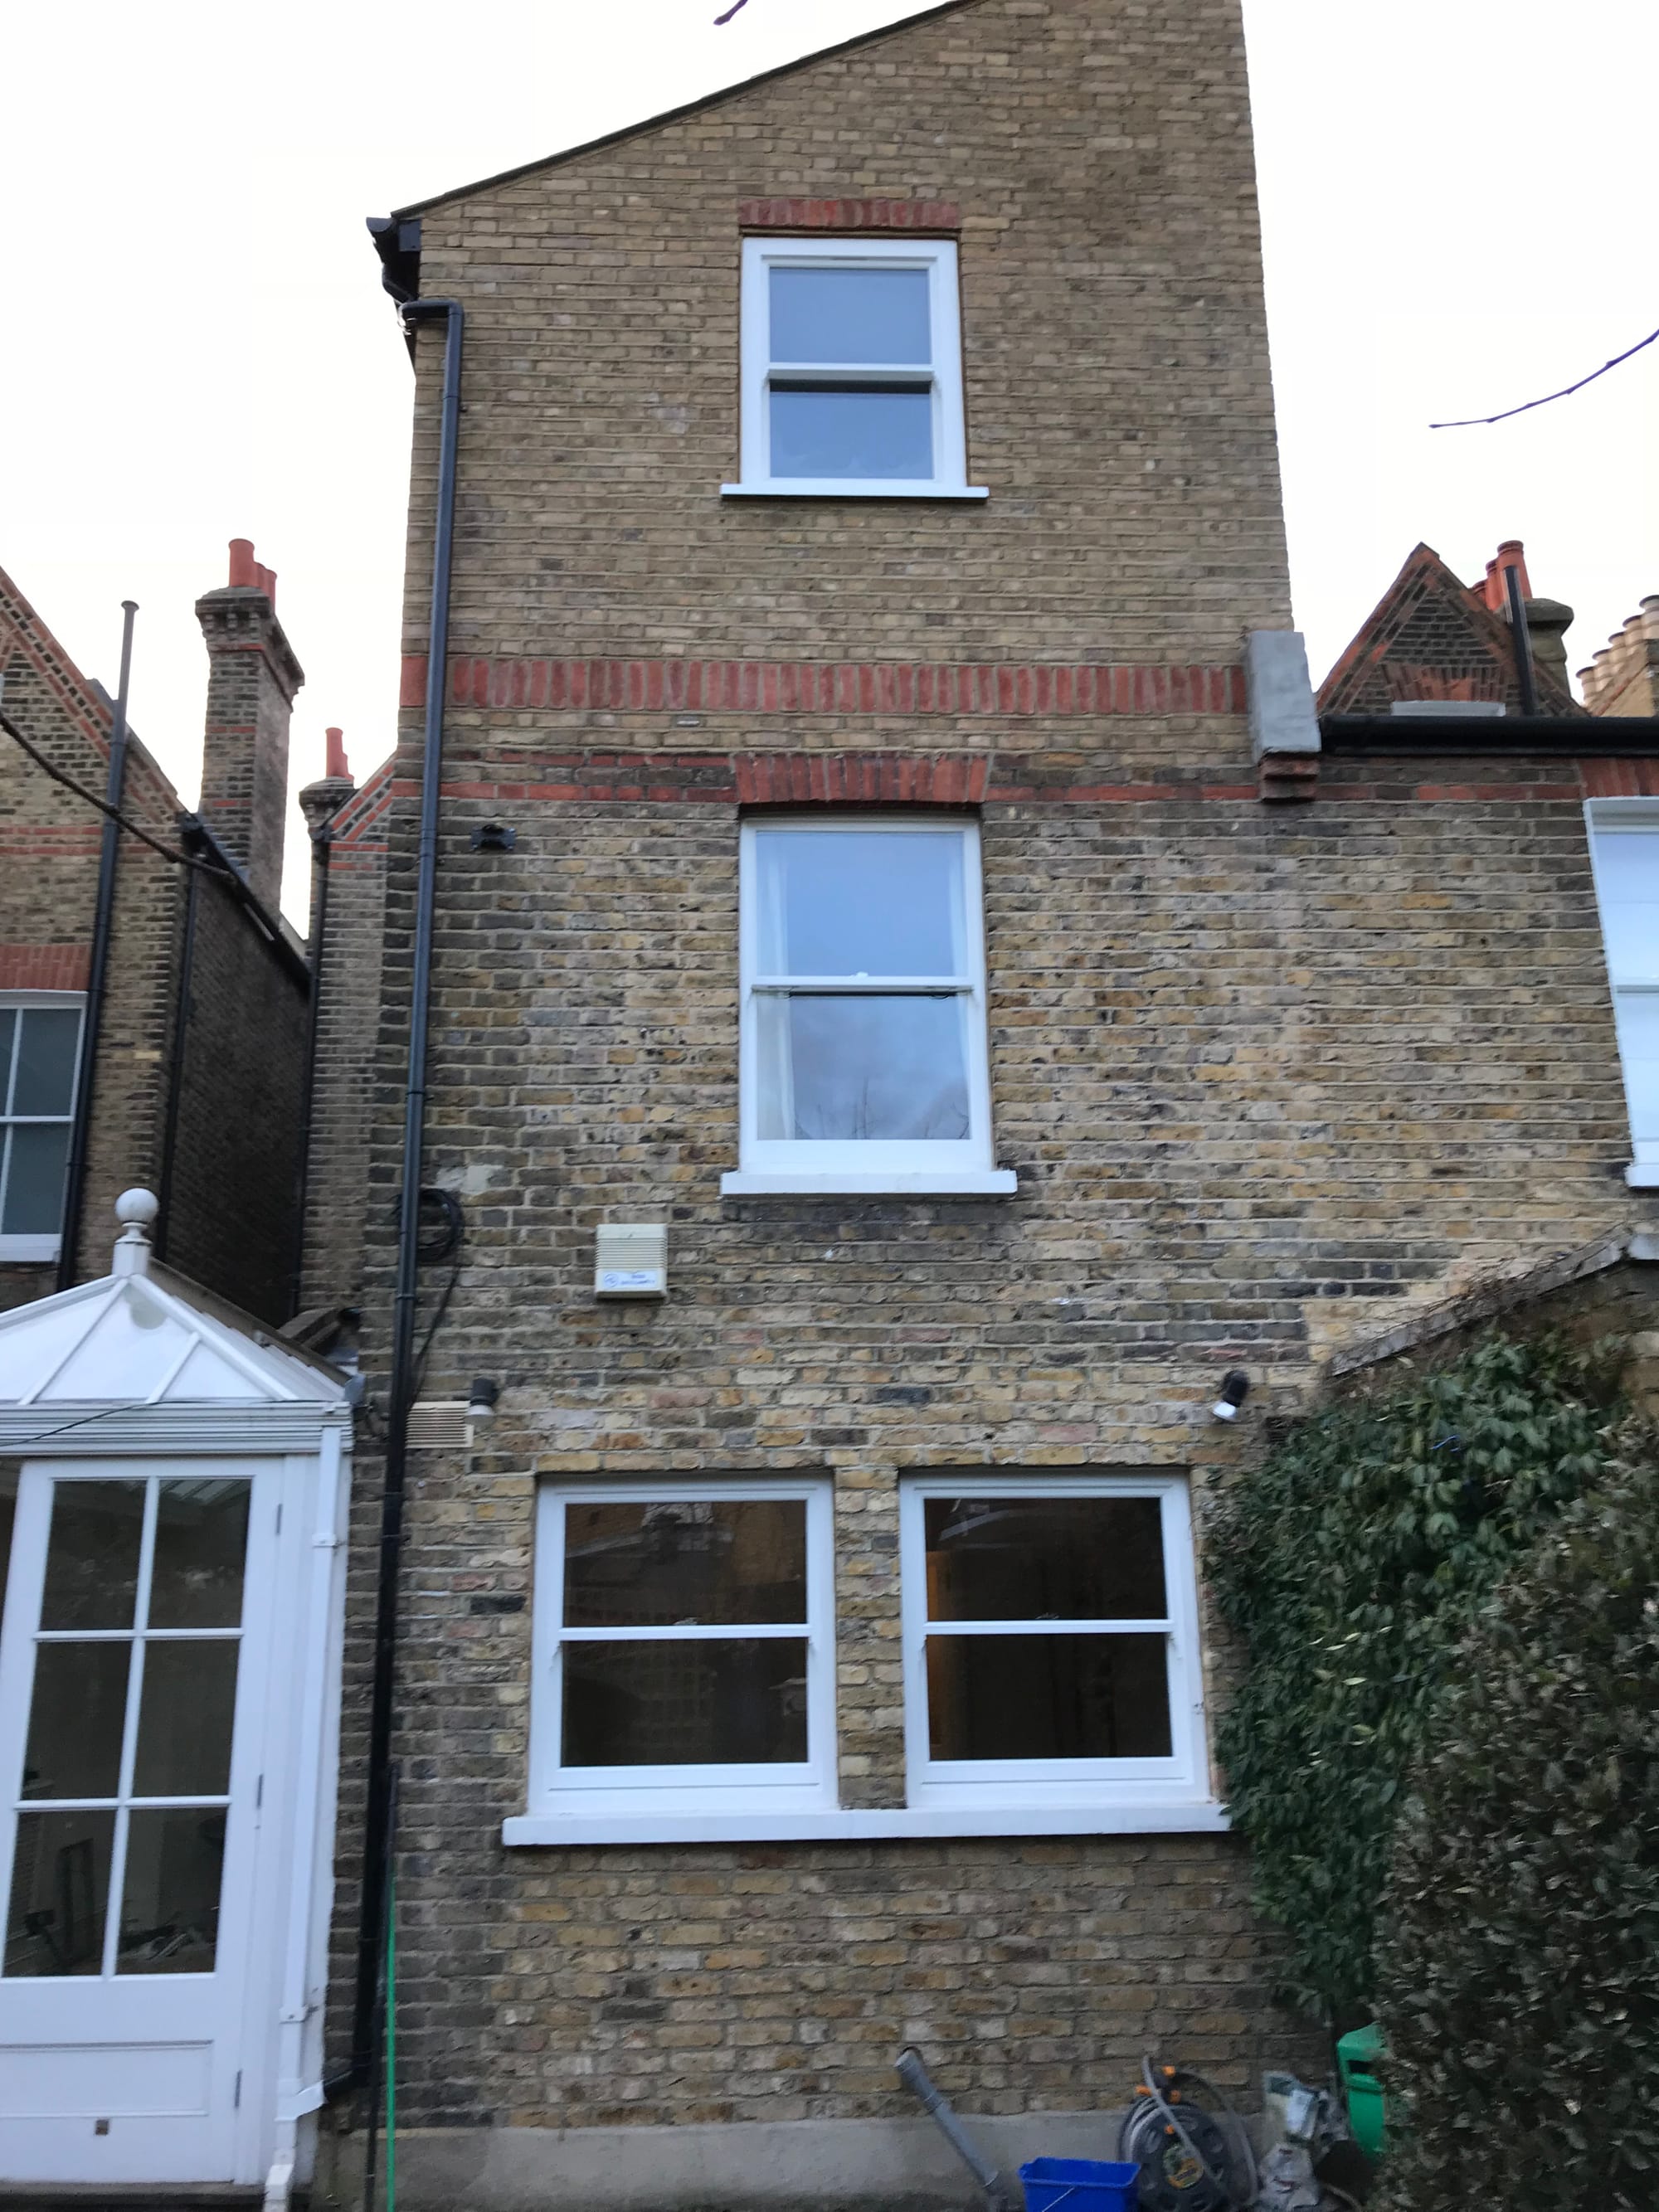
[528,1479,837,1819]
[899,1472,1209,1812]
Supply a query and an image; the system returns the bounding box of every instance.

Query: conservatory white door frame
[0,1456,287,2186]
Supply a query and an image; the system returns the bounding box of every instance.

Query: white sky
[2,0,1654,925]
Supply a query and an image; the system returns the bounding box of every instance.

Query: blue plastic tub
[1018,2156,1141,2212]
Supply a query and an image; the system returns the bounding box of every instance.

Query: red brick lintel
[401,656,1248,719]
[738,197,961,232]
[0,943,92,991]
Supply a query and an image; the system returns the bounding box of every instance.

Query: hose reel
[1119,2057,1257,2212]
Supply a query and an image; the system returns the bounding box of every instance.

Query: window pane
[148,1480,250,1630]
[926,1633,1172,1761]
[1,1122,71,1235]
[923,1496,1167,1621]
[562,1638,808,1766]
[757,993,971,1142]
[770,265,930,366]
[41,1480,145,1631]
[563,1500,806,1627]
[11,1008,80,1116]
[0,1009,13,1106]
[4,1810,114,1977]
[115,1807,226,1975]
[132,1641,239,1797]
[755,829,966,977]
[1614,990,1659,1141]
[770,386,932,481]
[24,1641,131,1799]
[1596,830,1659,975]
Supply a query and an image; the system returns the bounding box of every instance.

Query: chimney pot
[228,537,257,589]
[325,727,350,780]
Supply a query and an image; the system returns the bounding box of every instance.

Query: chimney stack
[1579,595,1659,717]
[1479,539,1575,702]
[196,538,304,908]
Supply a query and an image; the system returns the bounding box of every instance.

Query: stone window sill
[503,1800,1227,1848]
[720,482,990,501]
[720,1169,1018,1198]
[1626,1163,1659,1189]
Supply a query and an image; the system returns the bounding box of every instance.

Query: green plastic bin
[1336,2023,1387,2159]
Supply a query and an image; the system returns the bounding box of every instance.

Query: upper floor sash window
[0,995,85,1263]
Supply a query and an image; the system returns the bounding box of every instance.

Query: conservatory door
[0,1461,276,2184]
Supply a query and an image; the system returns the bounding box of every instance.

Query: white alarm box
[595,1223,668,1299]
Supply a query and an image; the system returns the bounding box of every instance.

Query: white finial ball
[115,1188,160,1231]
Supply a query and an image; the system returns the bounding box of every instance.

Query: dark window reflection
[40,1480,145,1631]
[926,1634,1172,1761]
[923,1496,1167,1621]
[562,1638,808,1766]
[24,1641,131,1799]
[4,1810,114,1977]
[116,1807,226,1976]
[148,1480,249,1630]
[563,1500,806,1628]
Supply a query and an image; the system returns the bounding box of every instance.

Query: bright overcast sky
[2,0,1654,923]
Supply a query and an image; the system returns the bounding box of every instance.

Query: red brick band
[738,197,961,231]
[0,943,91,991]
[402,655,1247,718]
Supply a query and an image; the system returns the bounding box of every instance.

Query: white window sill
[722,481,990,501]
[504,1800,1228,1848]
[722,1169,1017,1198]
[0,1237,61,1263]
[1627,1163,1659,1189]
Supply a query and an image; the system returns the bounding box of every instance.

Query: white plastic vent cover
[407,1400,469,1450]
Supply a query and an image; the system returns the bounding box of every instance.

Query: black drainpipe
[289,824,332,1318]
[1505,561,1540,717]
[56,600,136,1291]
[154,852,201,1267]
[348,292,465,2085]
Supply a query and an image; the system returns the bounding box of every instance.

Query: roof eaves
[388,0,980,222]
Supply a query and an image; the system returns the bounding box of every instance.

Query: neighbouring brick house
[0,543,314,1322]
[302,3,1659,2204]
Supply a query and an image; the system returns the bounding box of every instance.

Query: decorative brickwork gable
[737,197,962,231]
[1317,542,1584,716]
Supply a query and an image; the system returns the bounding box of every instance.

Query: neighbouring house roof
[386,0,976,222]
[1316,541,1583,717]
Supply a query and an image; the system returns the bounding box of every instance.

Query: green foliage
[1209,1334,1621,2013]
[1372,1433,1659,2212]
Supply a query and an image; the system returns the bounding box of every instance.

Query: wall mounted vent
[407,1400,469,1450]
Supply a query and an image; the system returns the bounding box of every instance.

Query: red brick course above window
[737,197,961,232]
[0,943,91,992]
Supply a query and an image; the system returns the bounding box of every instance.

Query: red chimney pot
[324,727,350,781]
[227,537,257,589]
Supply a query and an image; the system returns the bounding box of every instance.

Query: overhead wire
[0,699,222,876]
[1431,322,1659,428]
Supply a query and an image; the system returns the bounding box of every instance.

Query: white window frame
[721,814,1014,1198]
[1585,799,1659,1188]
[524,1476,838,1825]
[0,992,85,1262]
[899,1471,1212,1814]
[723,236,987,500]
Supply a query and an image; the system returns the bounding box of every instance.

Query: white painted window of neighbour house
[722,817,1014,1196]
[899,1474,1211,1812]
[528,1480,837,1819]
[1585,802,1659,1186]
[726,236,985,498]
[0,995,85,1262]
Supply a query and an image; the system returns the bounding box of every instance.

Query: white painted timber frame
[721,816,1014,1198]
[723,236,986,500]
[504,1470,1225,1849]
[0,1216,351,2195]
[0,992,86,1263]
[523,1477,838,1826]
[899,1471,1214,1816]
[1584,799,1659,1189]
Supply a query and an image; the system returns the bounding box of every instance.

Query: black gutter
[349,290,465,2086]
[1320,713,1659,756]
[57,600,136,1291]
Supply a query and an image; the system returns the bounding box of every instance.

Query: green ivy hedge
[1372,1433,1659,2212]
[1208,1334,1622,2015]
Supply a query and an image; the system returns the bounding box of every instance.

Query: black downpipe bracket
[57,600,137,1291]
[350,295,465,2084]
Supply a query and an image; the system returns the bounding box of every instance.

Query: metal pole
[1505,562,1540,718]
[56,599,136,1290]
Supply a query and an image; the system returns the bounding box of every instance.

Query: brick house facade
[304,2,1658,2201]
[0,547,313,1323]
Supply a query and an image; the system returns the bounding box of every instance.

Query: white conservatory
[0,1192,352,2197]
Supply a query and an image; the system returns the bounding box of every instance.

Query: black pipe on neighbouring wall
[57,600,137,1292]
[349,292,465,2087]
[1506,561,1540,718]
[290,824,333,1319]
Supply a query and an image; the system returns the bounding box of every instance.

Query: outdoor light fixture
[467,1377,501,1422]
[1211,1369,1251,1422]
